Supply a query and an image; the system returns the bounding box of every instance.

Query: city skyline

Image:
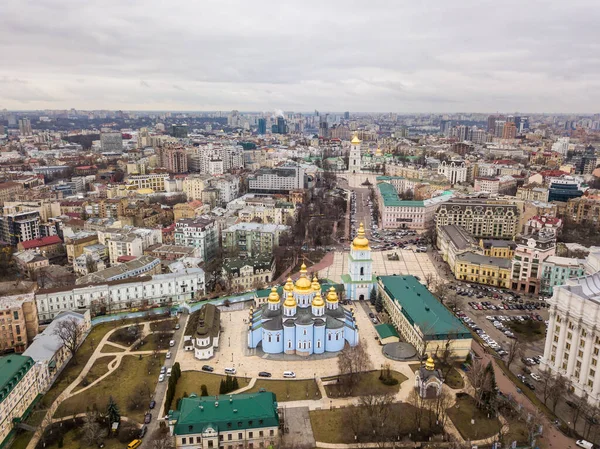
[1,0,599,112]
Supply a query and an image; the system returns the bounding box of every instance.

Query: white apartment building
[551,137,571,155]
[0,355,39,447]
[211,175,240,205]
[106,234,144,265]
[437,161,467,184]
[126,173,170,192]
[249,165,305,193]
[188,144,244,174]
[542,250,600,406]
[35,268,206,320]
[174,217,219,263]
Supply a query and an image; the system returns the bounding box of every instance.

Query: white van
[166,368,172,377]
[576,440,594,449]
[224,367,237,375]
[283,371,296,378]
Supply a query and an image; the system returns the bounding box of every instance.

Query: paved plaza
[318,249,442,285]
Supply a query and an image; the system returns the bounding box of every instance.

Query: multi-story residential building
[4,201,61,223]
[437,161,467,184]
[73,245,108,276]
[182,175,213,201]
[523,216,563,235]
[174,217,219,263]
[478,239,516,259]
[248,165,305,193]
[126,173,170,192]
[237,203,295,225]
[211,175,240,205]
[0,211,41,245]
[13,251,49,278]
[435,199,519,239]
[474,175,516,195]
[222,223,289,257]
[188,144,245,174]
[17,235,64,259]
[0,284,38,353]
[18,118,32,136]
[0,355,39,447]
[541,250,600,406]
[455,252,512,288]
[65,233,99,263]
[511,229,557,295]
[541,256,586,296]
[516,184,550,202]
[0,183,25,202]
[548,178,584,203]
[106,234,144,265]
[564,197,600,228]
[35,268,205,320]
[436,224,479,270]
[76,255,161,285]
[167,392,280,449]
[222,255,275,291]
[377,182,452,230]
[100,132,123,153]
[157,145,188,173]
[23,310,90,392]
[377,275,472,359]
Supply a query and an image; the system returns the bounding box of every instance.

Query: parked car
[158,374,165,382]
[530,373,542,381]
[149,400,156,409]
[139,425,147,439]
[202,365,214,372]
[166,351,171,359]
[169,340,175,347]
[144,413,152,424]
[258,371,272,378]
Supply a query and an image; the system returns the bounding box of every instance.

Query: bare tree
[570,393,589,431]
[424,273,434,289]
[82,410,107,446]
[149,428,174,449]
[407,388,426,432]
[434,388,454,428]
[540,368,553,405]
[466,359,492,409]
[584,405,600,439]
[53,317,84,365]
[337,343,372,395]
[37,409,55,448]
[521,407,545,447]
[548,375,570,413]
[505,338,522,370]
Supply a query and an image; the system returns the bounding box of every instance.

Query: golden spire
[284,277,294,293]
[294,263,313,292]
[311,275,320,291]
[267,287,280,303]
[351,134,361,144]
[425,356,435,371]
[326,286,339,303]
[375,147,382,156]
[312,291,325,307]
[284,291,297,308]
[351,223,370,250]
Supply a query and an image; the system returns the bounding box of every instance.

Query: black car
[139,425,148,438]
[149,400,156,409]
[144,413,152,424]
[258,371,272,378]
[202,365,214,372]
[368,312,375,318]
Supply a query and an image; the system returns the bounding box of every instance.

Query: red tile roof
[21,235,63,249]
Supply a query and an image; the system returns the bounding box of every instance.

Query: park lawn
[324,370,406,398]
[41,321,131,408]
[446,395,502,441]
[174,371,249,402]
[246,379,321,402]
[45,429,123,449]
[508,320,546,342]
[55,354,164,424]
[72,355,115,392]
[150,319,177,332]
[310,403,441,444]
[503,416,530,446]
[133,332,173,351]
[100,343,126,353]
[10,431,33,449]
[409,363,464,389]
[107,324,143,346]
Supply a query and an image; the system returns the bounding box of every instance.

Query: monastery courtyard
[318,249,443,285]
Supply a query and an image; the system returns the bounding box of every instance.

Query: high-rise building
[171,124,189,138]
[487,115,497,133]
[0,210,41,245]
[18,118,32,136]
[502,121,517,139]
[257,118,267,135]
[319,119,328,138]
[157,145,188,173]
[344,111,350,120]
[276,116,287,134]
[100,132,123,153]
[494,120,506,138]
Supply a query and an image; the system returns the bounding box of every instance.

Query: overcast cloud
[1,0,599,112]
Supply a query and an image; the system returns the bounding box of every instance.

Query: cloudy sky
[1,0,599,112]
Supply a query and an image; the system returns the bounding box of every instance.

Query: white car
[158,374,165,382]
[530,373,542,381]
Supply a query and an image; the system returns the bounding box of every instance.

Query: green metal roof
[375,323,399,339]
[379,275,470,340]
[0,354,35,402]
[377,183,425,208]
[171,392,279,435]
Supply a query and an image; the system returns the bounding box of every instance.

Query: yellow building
[454,252,512,288]
[478,239,516,259]
[65,234,99,263]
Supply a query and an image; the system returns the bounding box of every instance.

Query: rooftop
[379,275,470,339]
[456,251,512,269]
[438,224,476,250]
[0,354,35,402]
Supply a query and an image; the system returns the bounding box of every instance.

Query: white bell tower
[349,134,362,173]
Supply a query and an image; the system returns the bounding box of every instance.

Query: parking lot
[448,282,549,390]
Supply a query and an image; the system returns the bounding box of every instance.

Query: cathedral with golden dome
[341,222,376,301]
[247,263,359,356]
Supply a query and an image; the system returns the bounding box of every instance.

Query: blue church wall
[295,323,314,355]
[314,325,326,354]
[325,329,345,352]
[262,329,284,353]
[283,325,295,354]
[248,326,263,349]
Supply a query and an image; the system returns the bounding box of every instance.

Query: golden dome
[267,287,280,303]
[425,356,435,371]
[311,276,320,291]
[283,291,297,308]
[284,277,294,293]
[312,291,325,307]
[375,147,382,156]
[351,223,370,250]
[294,263,313,292]
[351,135,361,144]
[326,286,338,303]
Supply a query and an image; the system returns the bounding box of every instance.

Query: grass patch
[508,320,546,342]
[174,371,249,403]
[409,363,464,389]
[100,343,126,353]
[246,379,321,402]
[107,324,143,346]
[503,416,530,446]
[446,394,502,441]
[150,318,177,332]
[40,321,134,408]
[55,354,164,424]
[10,431,33,449]
[310,403,442,444]
[324,370,406,398]
[133,332,173,351]
[45,429,124,449]
[72,355,115,392]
